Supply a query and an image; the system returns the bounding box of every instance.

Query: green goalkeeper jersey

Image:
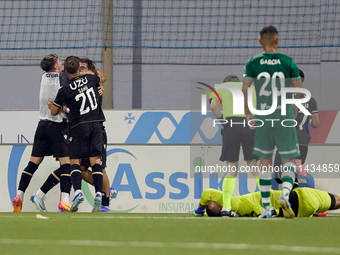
[231,190,282,217]
[243,52,301,121]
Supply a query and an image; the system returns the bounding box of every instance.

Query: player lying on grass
[189,187,340,218]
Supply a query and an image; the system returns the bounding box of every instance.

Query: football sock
[281,162,296,199]
[222,176,236,210]
[92,164,103,194]
[40,168,61,194]
[71,164,82,191]
[35,189,45,199]
[74,189,82,196]
[102,191,109,206]
[18,161,39,192]
[61,192,70,204]
[60,164,71,194]
[259,170,272,209]
[17,190,24,202]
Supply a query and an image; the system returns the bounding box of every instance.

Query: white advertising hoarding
[2,144,340,213]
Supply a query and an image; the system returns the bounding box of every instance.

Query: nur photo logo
[196,80,312,128]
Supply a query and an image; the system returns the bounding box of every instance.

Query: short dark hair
[259,25,278,38]
[223,75,240,83]
[206,201,222,217]
[299,69,305,83]
[80,58,96,73]
[64,56,80,74]
[40,54,58,72]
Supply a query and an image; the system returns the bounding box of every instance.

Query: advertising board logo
[125,112,222,144]
[196,82,222,115]
[197,76,312,128]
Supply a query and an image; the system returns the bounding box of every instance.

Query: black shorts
[69,121,103,160]
[80,124,107,168]
[219,117,259,163]
[31,120,69,158]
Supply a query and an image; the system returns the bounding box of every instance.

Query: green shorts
[253,123,300,159]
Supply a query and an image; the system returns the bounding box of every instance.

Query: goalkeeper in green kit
[242,26,307,218]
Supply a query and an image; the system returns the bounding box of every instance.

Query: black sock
[71,164,82,191]
[40,168,61,193]
[102,196,109,206]
[60,164,71,194]
[91,164,103,194]
[18,161,39,192]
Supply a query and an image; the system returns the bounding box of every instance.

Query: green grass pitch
[1,213,340,255]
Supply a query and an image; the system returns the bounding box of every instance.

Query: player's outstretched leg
[13,160,40,212]
[279,162,295,219]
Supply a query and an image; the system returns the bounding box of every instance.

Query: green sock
[222,176,236,210]
[281,164,295,198]
[259,171,272,209]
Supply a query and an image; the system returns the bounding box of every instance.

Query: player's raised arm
[209,97,222,119]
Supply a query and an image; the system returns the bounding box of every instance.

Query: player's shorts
[69,121,103,160]
[291,188,332,217]
[80,124,107,168]
[253,121,300,159]
[220,117,259,162]
[31,120,69,158]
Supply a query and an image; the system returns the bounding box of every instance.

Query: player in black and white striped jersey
[13,54,72,212]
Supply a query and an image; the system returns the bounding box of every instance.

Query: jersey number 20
[75,87,98,115]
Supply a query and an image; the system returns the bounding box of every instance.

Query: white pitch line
[1,214,340,220]
[1,239,340,253]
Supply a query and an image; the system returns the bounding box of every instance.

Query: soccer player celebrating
[49,56,105,212]
[31,58,117,212]
[242,26,305,218]
[13,54,71,212]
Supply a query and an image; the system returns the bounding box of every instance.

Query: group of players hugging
[13,54,116,213]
